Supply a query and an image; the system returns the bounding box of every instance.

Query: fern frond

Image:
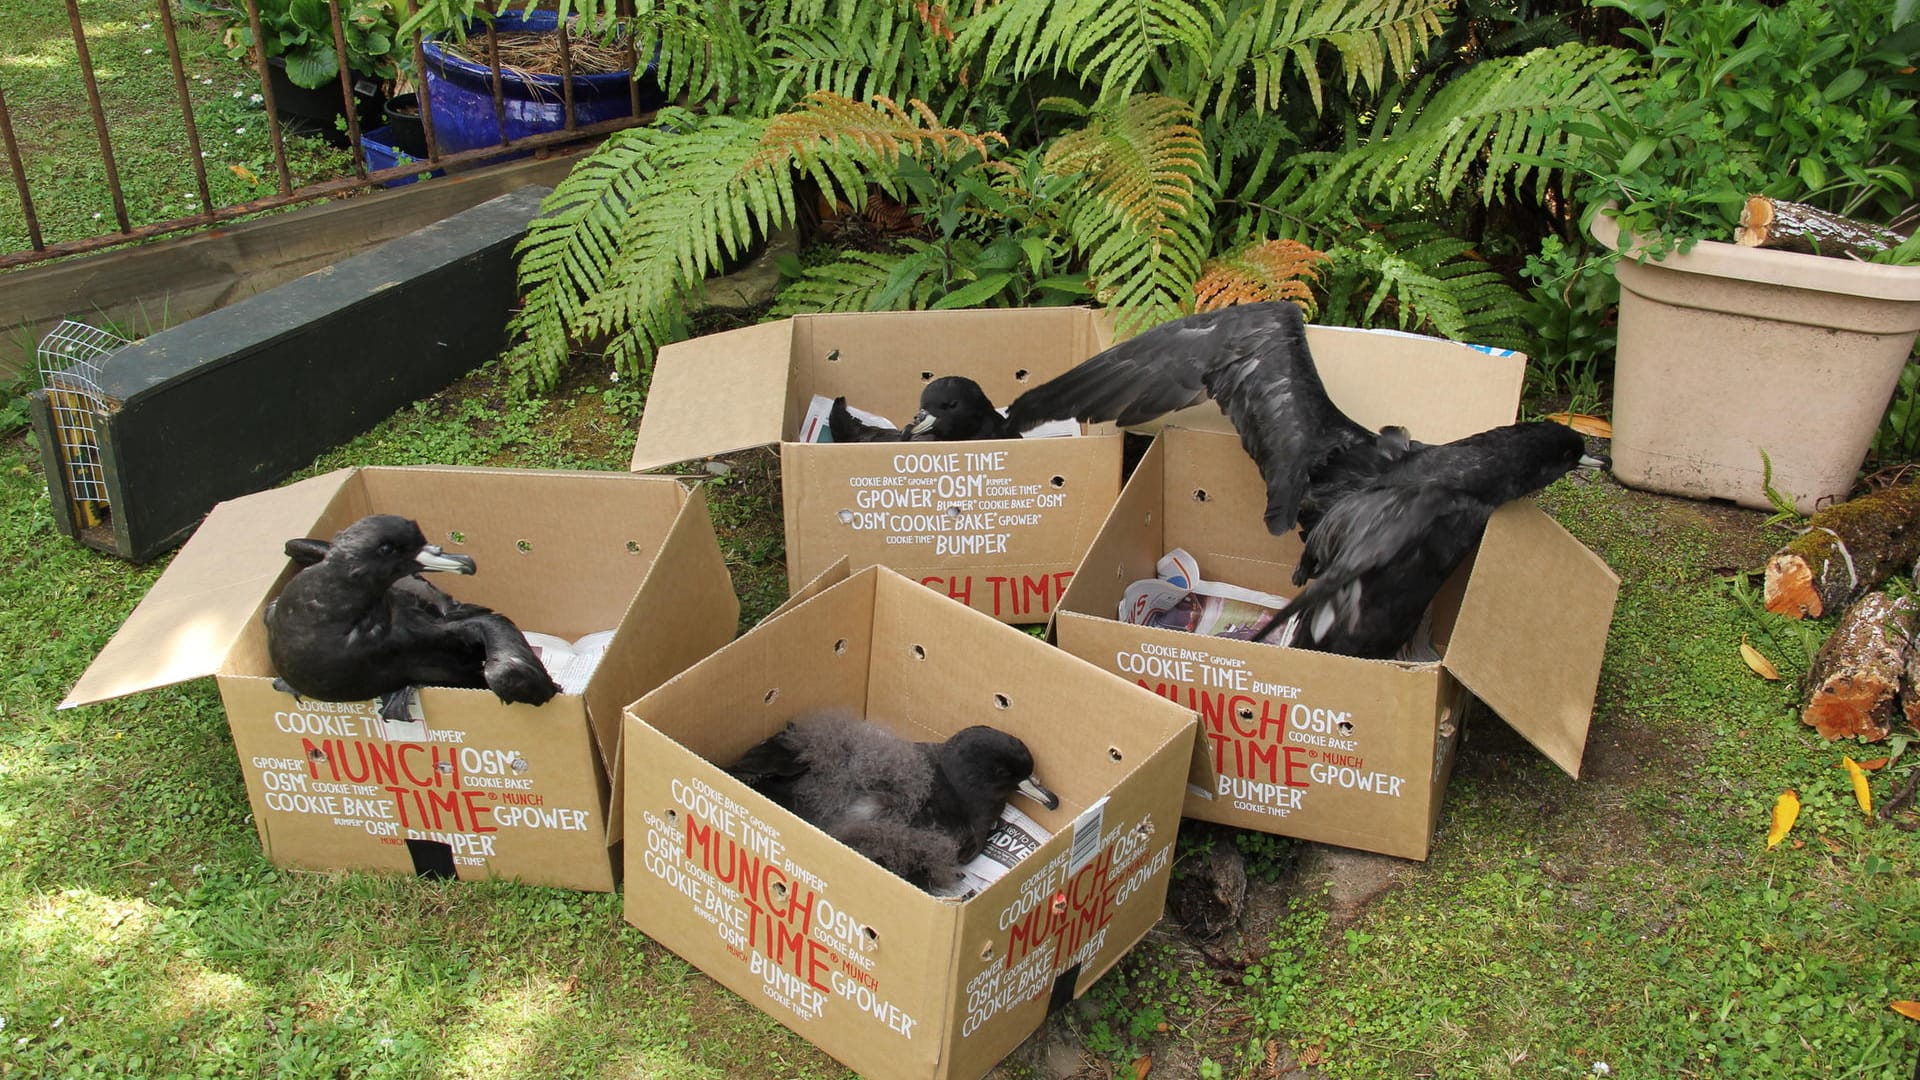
[956,0,1222,105]
[1194,238,1327,312]
[1320,226,1527,348]
[754,91,1005,176]
[1306,42,1641,208]
[770,250,935,315]
[1207,0,1449,116]
[1045,93,1212,333]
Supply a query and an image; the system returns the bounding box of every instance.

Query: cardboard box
[1050,327,1622,861]
[64,466,739,891]
[629,308,1124,624]
[620,564,1197,1080]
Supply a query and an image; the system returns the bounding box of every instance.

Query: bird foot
[378,688,416,723]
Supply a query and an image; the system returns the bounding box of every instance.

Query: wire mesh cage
[37,320,130,529]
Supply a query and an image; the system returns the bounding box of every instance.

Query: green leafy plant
[1554,0,1920,255]
[187,0,402,88]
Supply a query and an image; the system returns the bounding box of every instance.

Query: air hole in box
[920,371,934,381]
[1050,476,1065,488]
[1108,746,1124,762]
[832,638,848,655]
[1236,705,1255,722]
[826,349,841,362]
[910,644,927,661]
[862,925,879,947]
[771,880,789,902]
[1014,368,1029,381]
[1193,489,1210,502]
[447,530,466,545]
[626,540,642,554]
[516,539,533,553]
[1338,720,1354,735]
[979,941,994,961]
[837,509,853,525]
[992,693,1011,710]
[764,688,779,705]
[665,808,677,824]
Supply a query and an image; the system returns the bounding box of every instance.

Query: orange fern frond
[1194,238,1328,313]
[750,91,1006,174]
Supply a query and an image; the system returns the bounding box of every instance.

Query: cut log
[1802,591,1917,741]
[1735,195,1912,259]
[1763,480,1920,618]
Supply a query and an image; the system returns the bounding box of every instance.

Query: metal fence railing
[1,0,650,271]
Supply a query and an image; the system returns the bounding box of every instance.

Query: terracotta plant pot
[1592,212,1920,514]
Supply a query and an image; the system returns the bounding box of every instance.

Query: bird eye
[378,542,396,555]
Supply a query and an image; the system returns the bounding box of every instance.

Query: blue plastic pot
[420,11,663,156]
[361,125,445,187]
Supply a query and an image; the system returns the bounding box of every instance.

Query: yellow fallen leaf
[229,164,258,185]
[1891,1000,1920,1021]
[1843,756,1873,816]
[1545,412,1614,439]
[1767,790,1800,848]
[1740,637,1780,681]
[1132,1055,1152,1079]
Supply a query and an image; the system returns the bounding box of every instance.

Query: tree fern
[1045,94,1212,332]
[505,95,1003,390]
[1304,42,1641,210]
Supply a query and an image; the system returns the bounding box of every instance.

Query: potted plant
[187,0,402,144]
[398,0,662,158]
[1553,0,1920,513]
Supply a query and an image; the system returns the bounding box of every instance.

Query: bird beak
[415,545,476,574]
[903,410,936,439]
[1017,776,1060,811]
[1578,452,1610,470]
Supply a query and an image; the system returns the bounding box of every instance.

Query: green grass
[1,0,357,254]
[2,355,1918,1076]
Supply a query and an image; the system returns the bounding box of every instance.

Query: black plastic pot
[265,55,384,147]
[383,92,429,159]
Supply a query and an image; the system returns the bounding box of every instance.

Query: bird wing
[1269,483,1480,655]
[1005,302,1372,534]
[829,396,902,443]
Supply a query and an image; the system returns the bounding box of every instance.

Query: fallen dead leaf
[1740,637,1780,680]
[1843,757,1874,817]
[1132,1054,1152,1079]
[1836,757,1890,771]
[229,163,258,185]
[1891,1000,1920,1021]
[1768,790,1801,848]
[1545,412,1613,439]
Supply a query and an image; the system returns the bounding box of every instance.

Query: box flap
[630,319,796,471]
[1161,324,1526,444]
[755,555,851,628]
[62,468,355,708]
[1443,501,1620,778]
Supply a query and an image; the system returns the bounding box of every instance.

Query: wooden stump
[1802,591,1918,741]
[1763,481,1920,618]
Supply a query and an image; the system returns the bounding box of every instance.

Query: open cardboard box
[619,563,1198,1080]
[64,465,739,891]
[1050,327,1621,861]
[629,308,1124,624]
